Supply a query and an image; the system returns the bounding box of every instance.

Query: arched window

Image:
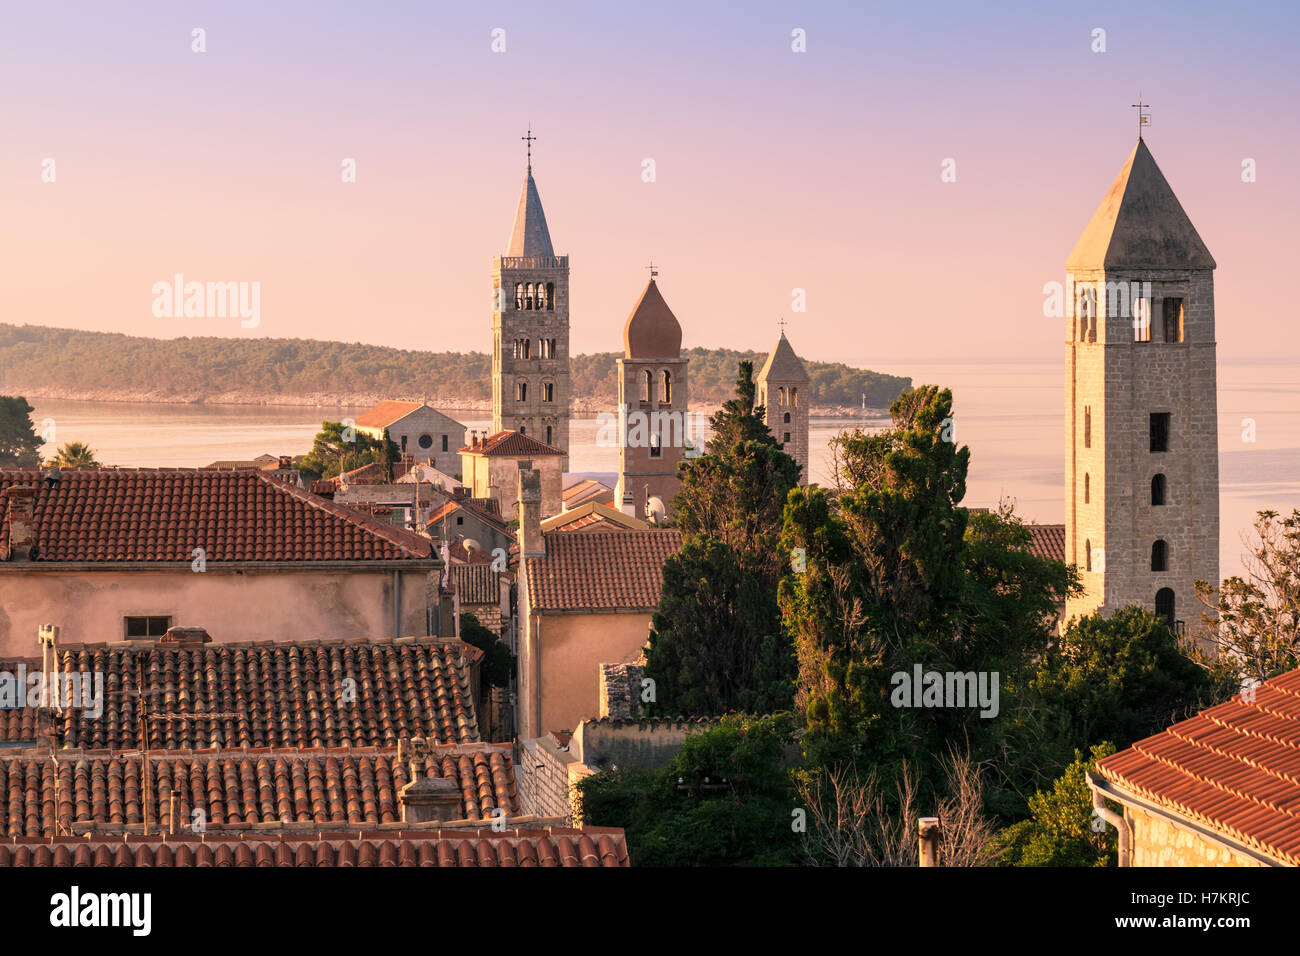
[542,381,554,403]
[1085,539,1092,571]
[1151,539,1168,572]
[1155,587,1175,625]
[519,426,526,434]
[546,425,553,445]
[783,412,791,424]
[1077,286,1097,342]
[791,387,798,407]
[778,386,786,406]
[546,282,555,311]
[515,283,524,310]
[649,430,661,459]
[1151,473,1166,506]
[516,381,527,402]
[1084,473,1090,503]
[522,338,531,360]
[642,369,653,403]
[537,283,548,310]
[662,370,672,405]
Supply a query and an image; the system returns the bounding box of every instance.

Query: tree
[297,421,397,480]
[46,441,99,468]
[459,613,514,688]
[643,362,800,715]
[1029,605,1224,769]
[1194,509,1300,683]
[995,744,1118,867]
[0,396,42,467]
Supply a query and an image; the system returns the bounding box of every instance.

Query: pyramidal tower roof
[507,168,555,258]
[623,279,682,359]
[1067,139,1215,271]
[757,332,808,383]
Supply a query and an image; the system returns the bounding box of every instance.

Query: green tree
[298,421,397,480]
[995,744,1118,867]
[643,362,800,715]
[46,441,100,468]
[0,396,42,467]
[459,613,514,688]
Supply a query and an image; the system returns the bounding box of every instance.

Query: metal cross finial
[522,126,537,171]
[646,260,658,280]
[1131,96,1150,138]
[778,316,787,334]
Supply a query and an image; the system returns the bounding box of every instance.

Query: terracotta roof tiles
[525,529,682,612]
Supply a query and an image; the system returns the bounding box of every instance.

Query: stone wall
[572,717,719,773]
[515,734,591,825]
[1127,806,1268,867]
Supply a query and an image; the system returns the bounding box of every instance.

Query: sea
[26,358,1300,581]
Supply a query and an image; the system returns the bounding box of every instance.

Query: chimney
[517,468,544,558]
[620,488,636,517]
[5,485,38,561]
[159,626,212,647]
[396,739,463,823]
[278,455,292,469]
[918,817,941,867]
[38,624,59,710]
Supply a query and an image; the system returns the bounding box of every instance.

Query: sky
[2,0,1297,367]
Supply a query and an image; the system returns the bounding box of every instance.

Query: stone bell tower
[1064,137,1219,635]
[492,131,570,468]
[756,329,810,484]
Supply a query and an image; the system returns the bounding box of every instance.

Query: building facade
[1064,139,1219,633]
[491,158,571,468]
[756,331,810,484]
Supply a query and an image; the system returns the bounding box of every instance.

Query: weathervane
[522,126,537,172]
[646,260,658,279]
[1131,96,1150,138]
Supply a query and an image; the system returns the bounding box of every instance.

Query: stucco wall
[535,612,651,736]
[1127,806,1267,867]
[0,568,434,656]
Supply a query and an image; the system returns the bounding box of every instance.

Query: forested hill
[0,324,910,410]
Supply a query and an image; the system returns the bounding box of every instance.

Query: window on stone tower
[525,283,536,310]
[662,371,672,405]
[1151,473,1166,506]
[1151,539,1168,572]
[442,435,449,452]
[537,283,548,310]
[1150,413,1170,453]
[779,387,786,406]
[1084,407,1092,448]
[1155,588,1175,625]
[516,381,527,402]
[649,431,662,458]
[1085,539,1092,571]
[548,338,556,357]
[515,283,524,310]
[642,370,653,403]
[1163,298,1184,343]
[522,339,531,360]
[542,382,554,403]
[1084,473,1090,503]
[546,283,555,311]
[784,412,791,424]
[546,425,553,445]
[1133,297,1151,342]
[791,387,798,407]
[783,432,791,443]
[1077,287,1097,342]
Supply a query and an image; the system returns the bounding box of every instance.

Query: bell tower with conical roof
[1064,137,1218,635]
[615,276,690,520]
[492,135,570,469]
[756,330,810,484]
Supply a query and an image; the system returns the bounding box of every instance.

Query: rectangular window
[1150,412,1171,453]
[783,432,791,443]
[1163,298,1184,342]
[400,435,408,452]
[1133,298,1151,342]
[1084,406,1091,448]
[441,435,449,452]
[125,616,171,639]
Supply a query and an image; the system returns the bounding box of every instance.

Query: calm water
[28,358,1300,579]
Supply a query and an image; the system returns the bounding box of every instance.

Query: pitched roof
[506,169,555,258]
[460,430,564,458]
[757,332,809,384]
[0,826,630,867]
[1095,666,1300,866]
[0,468,432,563]
[353,400,424,428]
[0,744,516,837]
[524,529,683,612]
[0,637,482,749]
[623,279,682,359]
[1067,139,1216,271]
[562,478,616,510]
[542,501,649,534]
[453,563,503,605]
[428,498,511,535]
[1025,523,1066,564]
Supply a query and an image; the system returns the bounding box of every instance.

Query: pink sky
[1,1,1297,366]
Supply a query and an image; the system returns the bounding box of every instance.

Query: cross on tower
[1131,96,1150,137]
[778,316,788,334]
[645,260,658,279]
[522,127,537,171]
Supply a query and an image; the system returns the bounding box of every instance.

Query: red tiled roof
[428,498,510,535]
[542,502,649,535]
[0,468,432,563]
[459,430,564,458]
[0,637,482,749]
[332,461,389,485]
[1026,523,1065,564]
[1095,667,1300,866]
[0,745,516,836]
[525,529,683,612]
[0,827,630,867]
[454,564,502,605]
[563,479,615,509]
[353,400,423,428]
